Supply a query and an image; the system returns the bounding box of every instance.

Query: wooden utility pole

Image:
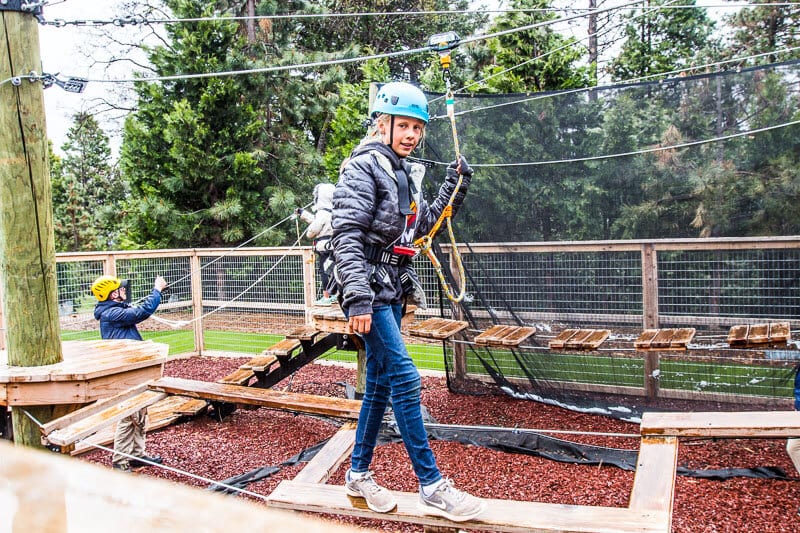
[0,5,64,446]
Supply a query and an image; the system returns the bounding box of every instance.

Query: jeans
[349,304,442,486]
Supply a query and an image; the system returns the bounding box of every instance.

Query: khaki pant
[787,438,800,476]
[112,408,147,467]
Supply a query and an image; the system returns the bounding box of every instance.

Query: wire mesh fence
[52,237,800,405]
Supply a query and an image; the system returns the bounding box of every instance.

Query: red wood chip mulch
[79,356,800,532]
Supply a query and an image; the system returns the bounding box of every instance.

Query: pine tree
[52,112,122,251]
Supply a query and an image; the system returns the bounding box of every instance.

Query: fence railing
[49,237,800,368]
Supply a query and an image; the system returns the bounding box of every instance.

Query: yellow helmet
[91,275,121,301]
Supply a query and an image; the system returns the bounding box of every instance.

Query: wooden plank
[648,329,676,349]
[293,421,357,484]
[474,325,516,346]
[633,330,659,350]
[582,329,610,349]
[1,441,363,532]
[726,324,749,346]
[286,325,322,341]
[264,338,303,357]
[641,411,800,437]
[242,354,278,372]
[669,328,695,348]
[548,329,579,349]
[149,377,361,419]
[565,330,594,349]
[629,436,678,529]
[45,390,168,447]
[267,481,668,533]
[500,326,537,347]
[217,368,254,386]
[408,318,468,340]
[769,322,791,343]
[39,382,153,435]
[3,365,163,406]
[747,324,770,344]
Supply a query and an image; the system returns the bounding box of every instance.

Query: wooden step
[641,410,800,437]
[148,377,361,419]
[474,325,537,347]
[286,326,322,341]
[267,480,669,533]
[549,329,610,350]
[634,328,695,351]
[263,338,303,358]
[727,322,791,347]
[217,368,255,386]
[407,318,468,340]
[240,354,279,372]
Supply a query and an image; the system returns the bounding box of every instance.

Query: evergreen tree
[52,112,122,251]
[609,0,714,80]
[723,1,800,65]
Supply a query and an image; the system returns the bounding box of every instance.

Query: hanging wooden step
[474,325,537,347]
[549,329,610,350]
[634,328,696,351]
[727,322,791,347]
[407,317,468,340]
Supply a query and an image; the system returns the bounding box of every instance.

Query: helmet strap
[387,115,395,148]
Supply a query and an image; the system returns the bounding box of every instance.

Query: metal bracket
[0,1,43,16]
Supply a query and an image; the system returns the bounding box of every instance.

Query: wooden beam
[148,377,361,419]
[267,481,669,533]
[293,421,357,484]
[45,390,168,447]
[629,436,677,533]
[1,441,366,532]
[641,411,800,437]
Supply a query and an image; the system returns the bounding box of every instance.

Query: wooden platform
[310,304,417,335]
[0,340,168,406]
[549,329,610,350]
[474,325,537,347]
[633,328,696,351]
[727,322,791,347]
[406,318,468,340]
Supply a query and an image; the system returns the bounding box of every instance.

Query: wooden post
[190,253,204,355]
[641,243,659,330]
[644,351,660,400]
[302,248,316,324]
[0,8,64,446]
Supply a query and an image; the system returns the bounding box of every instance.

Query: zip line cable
[9,1,639,86]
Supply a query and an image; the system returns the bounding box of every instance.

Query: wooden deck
[0,339,168,406]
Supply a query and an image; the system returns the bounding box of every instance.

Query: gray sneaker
[417,479,487,522]
[345,470,397,513]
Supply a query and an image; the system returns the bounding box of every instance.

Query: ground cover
[79,356,800,532]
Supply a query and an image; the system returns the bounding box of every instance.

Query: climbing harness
[414,31,467,303]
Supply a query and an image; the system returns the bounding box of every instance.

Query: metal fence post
[190,253,204,355]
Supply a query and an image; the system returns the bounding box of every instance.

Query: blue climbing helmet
[371,82,429,124]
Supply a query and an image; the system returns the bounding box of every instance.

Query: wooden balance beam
[1,441,365,533]
[640,410,800,437]
[267,480,669,533]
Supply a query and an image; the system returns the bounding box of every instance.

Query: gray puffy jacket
[331,141,470,316]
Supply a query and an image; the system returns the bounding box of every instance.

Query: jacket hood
[351,141,403,169]
[94,299,121,319]
[313,183,335,211]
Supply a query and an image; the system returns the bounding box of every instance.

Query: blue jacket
[93,289,162,340]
